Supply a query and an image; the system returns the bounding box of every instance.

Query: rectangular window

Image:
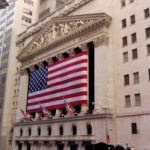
[123,52,128,63]
[131,123,137,134]
[121,0,126,7]
[122,36,128,47]
[23,8,32,16]
[130,15,136,24]
[129,0,134,3]
[125,95,131,107]
[133,72,139,84]
[148,69,150,80]
[132,49,138,59]
[22,16,32,23]
[24,0,33,6]
[135,93,141,106]
[131,33,137,43]
[124,74,129,86]
[144,8,150,19]
[147,44,150,55]
[122,19,127,28]
[146,27,150,38]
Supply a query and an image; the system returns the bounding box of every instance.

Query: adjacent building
[1,0,150,150]
[0,0,39,150]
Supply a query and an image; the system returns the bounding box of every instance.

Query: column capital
[79,43,89,52]
[93,35,109,48]
[20,68,28,76]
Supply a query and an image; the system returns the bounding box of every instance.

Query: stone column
[93,35,112,113]
[78,142,83,150]
[64,142,69,150]
[16,69,29,121]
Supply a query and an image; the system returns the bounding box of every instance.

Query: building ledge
[14,112,113,126]
[15,135,96,143]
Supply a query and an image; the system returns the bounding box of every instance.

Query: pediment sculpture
[17,13,112,62]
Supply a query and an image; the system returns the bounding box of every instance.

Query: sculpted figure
[75,20,84,28]
[64,22,70,34]
[33,41,41,49]
[51,23,57,40]
[58,23,65,36]
[40,36,45,46]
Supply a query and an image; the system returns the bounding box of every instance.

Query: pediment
[17,13,112,62]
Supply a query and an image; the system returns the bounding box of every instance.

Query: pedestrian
[113,145,125,150]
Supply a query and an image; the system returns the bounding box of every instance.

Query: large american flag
[27,52,88,113]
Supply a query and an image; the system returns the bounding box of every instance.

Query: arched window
[59,126,63,136]
[87,124,92,135]
[48,126,51,136]
[72,125,77,135]
[38,127,41,136]
[20,129,23,136]
[28,128,31,136]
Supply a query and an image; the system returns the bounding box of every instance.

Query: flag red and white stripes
[27,52,88,113]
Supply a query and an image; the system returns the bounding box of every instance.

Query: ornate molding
[93,35,109,48]
[17,13,112,63]
[19,34,109,72]
[19,69,28,76]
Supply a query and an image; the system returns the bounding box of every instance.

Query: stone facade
[8,0,150,150]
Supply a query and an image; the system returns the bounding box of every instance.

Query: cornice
[17,13,112,63]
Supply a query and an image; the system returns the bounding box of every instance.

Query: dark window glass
[72,125,77,135]
[149,69,150,80]
[124,74,129,86]
[123,52,128,63]
[28,128,31,136]
[147,44,150,55]
[131,123,137,134]
[129,0,134,3]
[122,36,128,46]
[130,15,136,24]
[125,95,131,107]
[59,126,63,136]
[121,0,125,7]
[38,127,41,136]
[20,129,23,136]
[131,33,137,43]
[87,124,92,135]
[133,72,139,84]
[122,19,126,28]
[144,8,150,18]
[48,126,51,136]
[135,93,141,106]
[146,27,150,38]
[27,143,31,150]
[18,143,22,150]
[132,49,138,59]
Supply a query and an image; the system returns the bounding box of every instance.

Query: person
[113,145,125,150]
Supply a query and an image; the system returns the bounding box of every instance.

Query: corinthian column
[16,68,29,121]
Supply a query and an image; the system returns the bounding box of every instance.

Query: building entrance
[70,144,78,150]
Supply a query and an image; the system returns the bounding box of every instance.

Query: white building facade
[7,0,150,150]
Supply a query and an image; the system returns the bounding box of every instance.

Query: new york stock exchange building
[12,2,115,150]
